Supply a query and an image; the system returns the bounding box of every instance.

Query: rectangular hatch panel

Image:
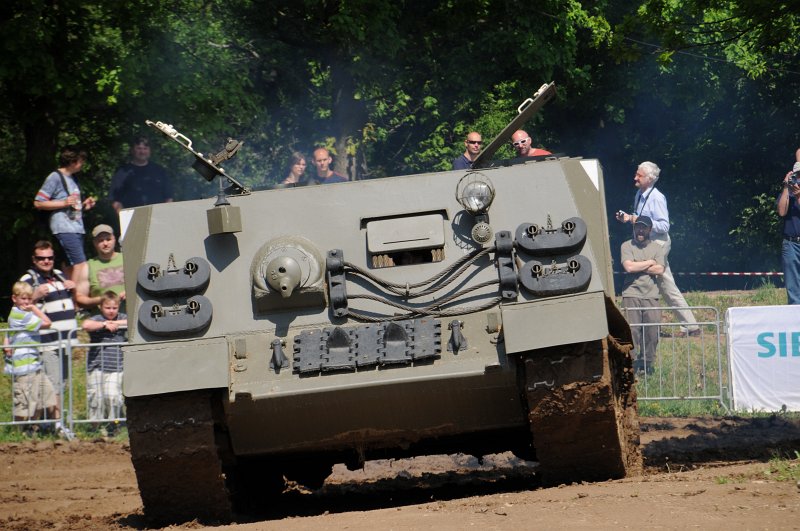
[366,213,445,253]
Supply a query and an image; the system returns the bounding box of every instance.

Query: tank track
[523,336,642,486]
[126,390,235,524]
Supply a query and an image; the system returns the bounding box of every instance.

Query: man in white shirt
[615,161,700,337]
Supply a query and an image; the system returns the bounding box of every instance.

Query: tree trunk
[329,53,366,180]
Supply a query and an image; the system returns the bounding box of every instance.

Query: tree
[599,0,800,279]
[233,0,613,179]
[2,0,799,308]
[0,0,269,298]
[620,0,800,79]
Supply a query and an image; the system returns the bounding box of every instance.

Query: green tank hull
[124,90,641,523]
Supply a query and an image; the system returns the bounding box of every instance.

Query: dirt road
[1,416,799,530]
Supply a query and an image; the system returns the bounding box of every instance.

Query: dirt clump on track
[1,416,799,530]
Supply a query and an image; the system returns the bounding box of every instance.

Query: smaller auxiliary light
[455,173,495,244]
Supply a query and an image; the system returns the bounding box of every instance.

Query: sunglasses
[34,255,55,262]
[466,140,482,145]
[512,138,530,147]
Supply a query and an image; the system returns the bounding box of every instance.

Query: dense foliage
[0,0,798,310]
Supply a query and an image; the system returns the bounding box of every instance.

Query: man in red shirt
[511,130,551,158]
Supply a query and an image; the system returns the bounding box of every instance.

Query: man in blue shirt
[452,132,482,170]
[310,148,348,184]
[777,157,800,304]
[615,161,700,337]
[109,136,174,213]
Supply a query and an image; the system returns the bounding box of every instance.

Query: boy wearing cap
[620,215,666,375]
[75,224,125,313]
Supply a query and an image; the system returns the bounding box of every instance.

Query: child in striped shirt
[5,281,59,424]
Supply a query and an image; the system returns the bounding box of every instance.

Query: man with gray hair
[615,161,700,337]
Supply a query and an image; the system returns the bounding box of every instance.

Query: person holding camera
[615,161,700,337]
[776,155,800,304]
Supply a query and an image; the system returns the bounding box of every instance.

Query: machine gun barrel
[145,120,249,195]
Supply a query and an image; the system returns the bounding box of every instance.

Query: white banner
[727,305,800,412]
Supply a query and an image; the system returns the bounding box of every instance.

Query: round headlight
[456,173,495,215]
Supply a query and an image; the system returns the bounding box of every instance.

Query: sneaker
[105,422,122,438]
[633,360,654,375]
[659,329,673,338]
[55,422,76,441]
[688,329,702,337]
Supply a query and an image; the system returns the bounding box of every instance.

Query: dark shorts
[55,232,87,266]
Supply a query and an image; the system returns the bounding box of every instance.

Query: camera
[789,171,800,187]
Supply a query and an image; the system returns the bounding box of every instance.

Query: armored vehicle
[123,83,641,523]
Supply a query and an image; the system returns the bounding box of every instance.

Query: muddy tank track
[126,390,235,524]
[523,336,642,486]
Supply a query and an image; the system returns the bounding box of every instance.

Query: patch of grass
[763,451,800,482]
[715,474,750,485]
[636,331,729,416]
[627,284,790,417]
[638,399,728,417]
[1,329,120,441]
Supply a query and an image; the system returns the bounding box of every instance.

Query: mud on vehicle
[122,83,641,523]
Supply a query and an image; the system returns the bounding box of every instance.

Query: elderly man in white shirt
[616,161,700,337]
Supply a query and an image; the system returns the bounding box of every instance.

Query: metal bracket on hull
[293,318,442,375]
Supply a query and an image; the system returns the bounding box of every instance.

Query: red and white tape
[614,271,783,276]
[674,272,783,276]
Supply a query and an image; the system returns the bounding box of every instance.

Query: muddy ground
[1,416,799,530]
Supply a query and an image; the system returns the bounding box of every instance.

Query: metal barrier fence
[2,307,729,434]
[621,305,730,412]
[1,326,127,435]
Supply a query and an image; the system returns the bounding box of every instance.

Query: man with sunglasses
[452,132,483,170]
[19,240,78,414]
[511,130,551,158]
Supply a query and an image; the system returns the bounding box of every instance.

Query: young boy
[82,291,127,425]
[5,281,72,438]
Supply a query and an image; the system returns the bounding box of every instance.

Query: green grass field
[0,329,128,441]
[633,282,788,416]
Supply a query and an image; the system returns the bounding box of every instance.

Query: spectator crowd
[2,137,355,438]
[3,137,155,438]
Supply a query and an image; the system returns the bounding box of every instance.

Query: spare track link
[523,337,642,486]
[126,390,234,524]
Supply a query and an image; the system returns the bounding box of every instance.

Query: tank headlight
[456,173,495,215]
[456,173,495,246]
